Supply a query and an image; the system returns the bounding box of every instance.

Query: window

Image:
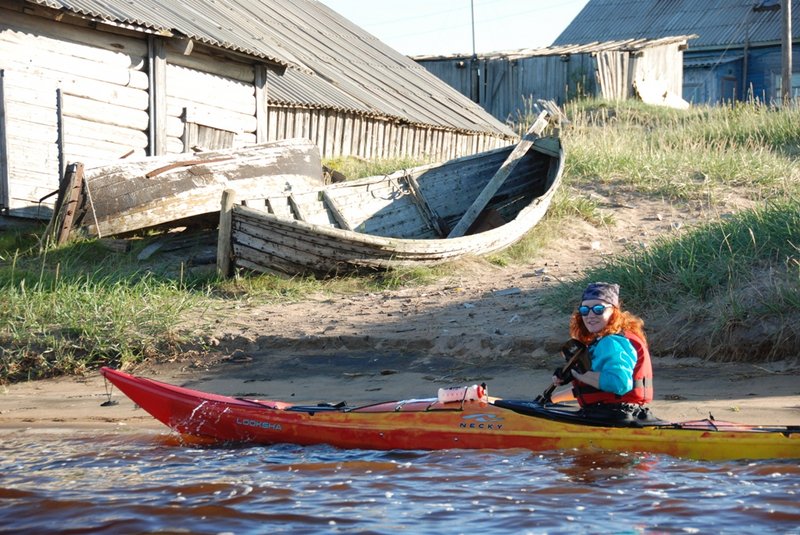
[774,72,800,104]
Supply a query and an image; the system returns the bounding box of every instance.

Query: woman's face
[579,299,615,333]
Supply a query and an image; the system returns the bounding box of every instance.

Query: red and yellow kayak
[100,367,800,461]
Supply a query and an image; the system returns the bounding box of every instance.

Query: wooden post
[217,189,236,278]
[0,69,8,209]
[148,36,167,156]
[56,88,65,183]
[447,111,549,238]
[255,64,268,144]
[50,163,85,245]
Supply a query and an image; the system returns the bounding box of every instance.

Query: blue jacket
[589,334,637,395]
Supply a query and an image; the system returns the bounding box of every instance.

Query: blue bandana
[582,282,620,306]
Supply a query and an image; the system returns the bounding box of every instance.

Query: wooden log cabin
[0,0,516,219]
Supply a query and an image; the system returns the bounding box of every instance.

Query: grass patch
[0,225,444,382]
[1,268,198,381]
[514,98,800,203]
[324,156,428,179]
[560,99,800,202]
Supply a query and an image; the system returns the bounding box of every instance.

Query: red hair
[569,306,647,346]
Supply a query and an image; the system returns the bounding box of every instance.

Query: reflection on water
[1,430,798,534]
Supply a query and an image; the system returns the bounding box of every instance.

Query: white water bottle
[437,383,487,403]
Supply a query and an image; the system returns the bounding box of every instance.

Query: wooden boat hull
[69,138,324,238]
[220,137,563,276]
[100,368,800,461]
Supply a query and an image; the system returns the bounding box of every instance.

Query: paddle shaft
[537,345,589,404]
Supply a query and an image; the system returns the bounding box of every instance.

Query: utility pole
[470,0,480,104]
[781,0,792,105]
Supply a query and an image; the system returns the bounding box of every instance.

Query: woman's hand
[552,366,572,386]
[571,369,601,388]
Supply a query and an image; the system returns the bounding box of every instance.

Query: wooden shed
[414,37,692,124]
[0,0,515,219]
[554,0,800,105]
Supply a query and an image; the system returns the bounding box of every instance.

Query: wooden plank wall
[266,106,509,161]
[0,4,148,216]
[595,51,630,100]
[418,54,600,125]
[631,43,685,97]
[165,50,258,153]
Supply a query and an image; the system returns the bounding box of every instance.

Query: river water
[1,430,798,534]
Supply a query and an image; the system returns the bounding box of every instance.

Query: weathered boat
[50,138,324,242]
[216,119,563,277]
[101,367,800,461]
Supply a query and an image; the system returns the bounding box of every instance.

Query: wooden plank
[254,64,268,144]
[404,174,447,237]
[62,93,149,130]
[321,190,352,231]
[0,6,147,59]
[56,88,65,181]
[166,48,254,83]
[165,64,255,115]
[0,42,135,85]
[288,194,307,222]
[149,36,167,155]
[216,189,236,278]
[265,197,293,219]
[0,69,8,209]
[57,162,84,245]
[447,111,549,238]
[64,116,148,147]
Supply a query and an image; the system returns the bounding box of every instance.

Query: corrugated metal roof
[553,0,800,50]
[412,36,696,61]
[684,54,745,68]
[31,0,309,71]
[27,0,513,136]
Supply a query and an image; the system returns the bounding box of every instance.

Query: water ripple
[0,430,798,534]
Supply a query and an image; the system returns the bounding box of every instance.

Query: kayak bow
[100,367,799,461]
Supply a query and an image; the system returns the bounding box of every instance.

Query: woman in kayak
[553,281,654,422]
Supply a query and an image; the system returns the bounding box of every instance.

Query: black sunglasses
[578,304,613,316]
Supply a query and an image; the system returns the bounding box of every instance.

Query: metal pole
[471,0,476,57]
[782,0,792,105]
[470,0,480,103]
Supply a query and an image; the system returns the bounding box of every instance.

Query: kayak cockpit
[493,399,673,428]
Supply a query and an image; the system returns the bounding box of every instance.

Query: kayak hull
[100,367,800,461]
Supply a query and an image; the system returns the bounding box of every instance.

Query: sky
[318,0,590,57]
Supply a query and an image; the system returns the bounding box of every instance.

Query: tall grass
[546,198,800,308]
[558,99,800,201]
[1,271,195,381]
[0,236,203,381]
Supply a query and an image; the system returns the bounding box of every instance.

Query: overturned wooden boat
[50,138,324,242]
[217,119,563,277]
